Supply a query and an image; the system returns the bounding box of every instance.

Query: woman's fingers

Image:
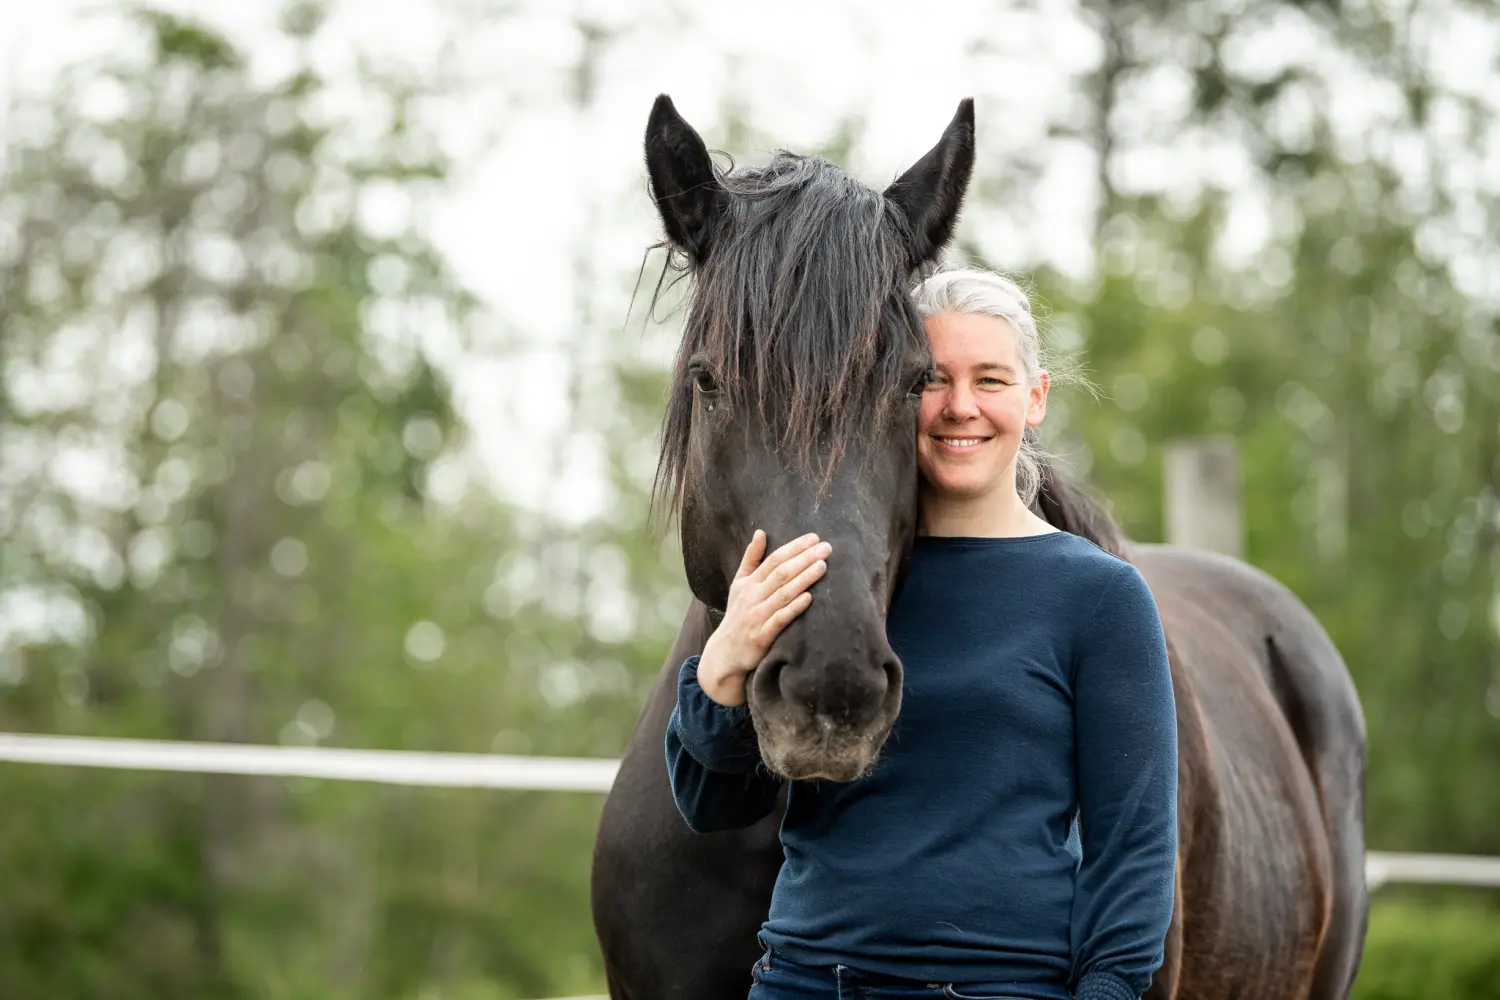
[733,529,767,581]
[721,532,831,657]
[755,538,832,594]
[773,541,831,592]
[760,590,813,639]
[763,557,827,614]
[751,533,822,584]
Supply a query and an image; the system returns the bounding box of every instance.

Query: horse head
[646,94,975,781]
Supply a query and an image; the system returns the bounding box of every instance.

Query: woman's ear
[884,100,976,270]
[644,94,727,264]
[1027,370,1050,426]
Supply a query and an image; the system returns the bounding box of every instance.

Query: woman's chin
[926,469,1002,499]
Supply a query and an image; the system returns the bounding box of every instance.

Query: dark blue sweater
[666,532,1178,1000]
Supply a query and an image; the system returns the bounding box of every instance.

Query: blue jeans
[747,944,1040,1000]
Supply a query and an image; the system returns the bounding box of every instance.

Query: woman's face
[917,311,1049,500]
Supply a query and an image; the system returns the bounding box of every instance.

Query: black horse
[591,95,1368,1000]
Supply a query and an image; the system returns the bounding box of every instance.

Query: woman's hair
[909,266,1083,509]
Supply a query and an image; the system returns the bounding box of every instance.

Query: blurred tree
[1019,0,1500,855]
[0,4,684,997]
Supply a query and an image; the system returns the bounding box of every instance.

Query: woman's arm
[1069,563,1179,1000]
[666,655,784,833]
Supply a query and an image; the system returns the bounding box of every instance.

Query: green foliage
[1353,901,1500,1000]
[0,4,682,997]
[140,9,241,69]
[1023,2,1500,855]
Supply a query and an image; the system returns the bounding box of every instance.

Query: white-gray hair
[909,266,1066,508]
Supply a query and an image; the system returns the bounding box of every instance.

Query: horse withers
[590,95,1369,1000]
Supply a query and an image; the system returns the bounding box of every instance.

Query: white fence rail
[1364,851,1500,890]
[2,732,1498,892]
[0,732,619,791]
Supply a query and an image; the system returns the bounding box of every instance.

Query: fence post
[1163,436,1243,558]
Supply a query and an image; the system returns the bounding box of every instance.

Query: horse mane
[652,152,924,517]
[1034,459,1133,561]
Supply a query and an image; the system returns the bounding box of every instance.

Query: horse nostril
[757,657,788,700]
[880,659,901,699]
[776,660,818,712]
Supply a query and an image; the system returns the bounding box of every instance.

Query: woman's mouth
[931,435,991,453]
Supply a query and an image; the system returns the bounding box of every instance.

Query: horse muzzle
[747,652,903,782]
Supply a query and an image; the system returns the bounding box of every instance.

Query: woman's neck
[918,482,1056,539]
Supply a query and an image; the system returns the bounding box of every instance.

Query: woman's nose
[943,386,979,419]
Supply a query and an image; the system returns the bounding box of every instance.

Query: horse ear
[884,99,976,269]
[645,94,726,263]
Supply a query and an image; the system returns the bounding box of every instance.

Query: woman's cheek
[985,396,1024,435]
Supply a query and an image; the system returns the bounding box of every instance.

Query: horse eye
[907,370,933,398]
[692,368,720,395]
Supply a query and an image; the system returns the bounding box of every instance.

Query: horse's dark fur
[592,95,1367,1000]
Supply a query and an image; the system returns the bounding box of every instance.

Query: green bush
[1353,900,1500,1000]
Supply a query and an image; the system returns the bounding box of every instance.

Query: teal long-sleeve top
[666,532,1178,1000]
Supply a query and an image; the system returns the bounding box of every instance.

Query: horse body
[1134,544,1366,999]
[592,542,1367,1000]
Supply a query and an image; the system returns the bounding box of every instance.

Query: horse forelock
[653,153,925,517]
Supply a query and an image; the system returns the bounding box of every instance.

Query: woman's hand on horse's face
[697,530,832,707]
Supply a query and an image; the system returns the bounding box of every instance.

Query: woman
[666,266,1178,1000]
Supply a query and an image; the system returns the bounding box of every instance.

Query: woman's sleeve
[1069,564,1179,1000]
[665,656,784,833]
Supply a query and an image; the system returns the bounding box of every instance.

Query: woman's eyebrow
[930,361,1018,377]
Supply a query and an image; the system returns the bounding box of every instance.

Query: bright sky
[2,0,1496,526]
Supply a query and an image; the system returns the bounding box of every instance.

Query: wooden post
[1164,437,1243,558]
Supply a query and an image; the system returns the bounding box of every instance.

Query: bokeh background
[0,0,1497,997]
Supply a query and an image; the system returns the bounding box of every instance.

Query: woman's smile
[929,434,993,454]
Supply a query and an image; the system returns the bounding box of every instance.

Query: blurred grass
[1353,898,1500,1000]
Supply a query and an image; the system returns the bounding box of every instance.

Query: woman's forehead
[925,311,1021,367]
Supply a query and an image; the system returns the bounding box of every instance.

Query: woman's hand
[696,530,832,707]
